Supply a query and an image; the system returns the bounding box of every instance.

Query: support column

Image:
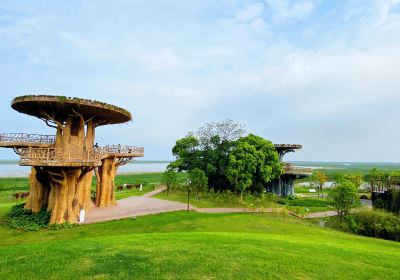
[95,157,117,207]
[25,167,51,212]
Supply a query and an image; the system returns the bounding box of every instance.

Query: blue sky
[0,0,400,161]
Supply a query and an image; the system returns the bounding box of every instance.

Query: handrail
[0,133,56,145]
[371,179,400,193]
[19,145,144,165]
[19,147,101,163]
[283,164,313,175]
[95,145,144,156]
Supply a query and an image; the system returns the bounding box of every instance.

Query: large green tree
[169,120,245,191]
[227,134,282,197]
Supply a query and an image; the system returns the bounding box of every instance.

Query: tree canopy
[329,181,359,218]
[227,134,282,195]
[169,121,282,194]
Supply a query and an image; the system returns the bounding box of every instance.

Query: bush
[329,181,359,218]
[6,203,51,231]
[347,210,400,242]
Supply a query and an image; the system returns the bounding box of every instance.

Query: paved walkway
[83,195,188,224]
[142,185,167,198]
[304,210,337,218]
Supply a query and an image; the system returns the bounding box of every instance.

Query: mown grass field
[0,172,188,204]
[0,205,400,279]
[1,171,399,279]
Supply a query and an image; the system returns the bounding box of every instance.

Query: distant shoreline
[0,161,399,179]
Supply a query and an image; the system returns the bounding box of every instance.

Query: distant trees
[169,120,282,194]
[315,171,328,198]
[343,173,363,189]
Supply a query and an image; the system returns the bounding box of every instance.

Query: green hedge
[347,210,400,242]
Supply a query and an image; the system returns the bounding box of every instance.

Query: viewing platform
[0,133,55,148]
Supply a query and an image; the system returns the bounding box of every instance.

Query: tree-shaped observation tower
[0,95,144,224]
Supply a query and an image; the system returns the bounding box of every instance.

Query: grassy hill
[0,203,399,279]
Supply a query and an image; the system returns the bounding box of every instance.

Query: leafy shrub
[347,210,400,242]
[6,203,50,231]
[6,204,77,231]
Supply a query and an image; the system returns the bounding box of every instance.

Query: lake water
[0,161,169,177]
[1,160,399,178]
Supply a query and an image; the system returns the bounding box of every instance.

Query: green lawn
[156,191,335,214]
[155,190,277,209]
[0,172,187,204]
[1,173,399,279]
[0,205,399,279]
[108,172,187,189]
[114,185,156,200]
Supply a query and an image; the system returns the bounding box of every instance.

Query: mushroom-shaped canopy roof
[274,144,302,151]
[11,95,132,125]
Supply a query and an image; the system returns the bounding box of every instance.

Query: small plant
[48,222,74,230]
[58,96,67,102]
[6,203,51,231]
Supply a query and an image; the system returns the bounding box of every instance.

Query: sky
[0,0,400,162]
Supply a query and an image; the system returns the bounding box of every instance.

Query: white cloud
[265,0,315,20]
[1,1,400,161]
[235,3,264,22]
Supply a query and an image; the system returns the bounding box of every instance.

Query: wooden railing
[96,145,144,157]
[371,179,400,193]
[19,147,101,165]
[18,145,144,166]
[283,164,313,175]
[0,133,55,145]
